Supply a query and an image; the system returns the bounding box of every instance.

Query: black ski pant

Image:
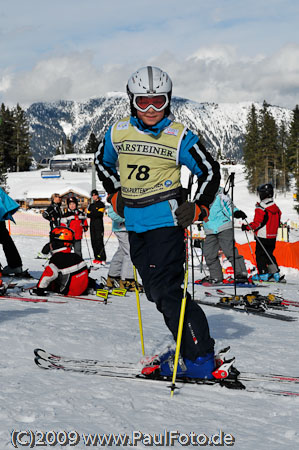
[0,221,22,268]
[255,237,278,273]
[129,227,215,361]
[90,222,106,261]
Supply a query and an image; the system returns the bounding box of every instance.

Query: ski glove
[241,224,249,231]
[175,202,209,228]
[107,191,125,218]
[234,210,247,219]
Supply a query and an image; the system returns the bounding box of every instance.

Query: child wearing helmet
[95,66,221,380]
[241,183,282,281]
[33,227,91,296]
[61,196,88,258]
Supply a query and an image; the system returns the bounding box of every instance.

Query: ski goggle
[133,94,169,112]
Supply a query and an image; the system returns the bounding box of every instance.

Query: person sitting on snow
[33,226,95,296]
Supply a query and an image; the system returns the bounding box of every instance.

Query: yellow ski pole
[170,229,189,397]
[133,265,145,356]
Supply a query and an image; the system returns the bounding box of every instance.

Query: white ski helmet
[127,66,172,116]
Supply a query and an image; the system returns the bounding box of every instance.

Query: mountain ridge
[26,94,293,162]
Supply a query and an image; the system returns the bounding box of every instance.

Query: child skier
[33,226,92,297]
[95,65,221,379]
[62,197,88,258]
[241,183,281,281]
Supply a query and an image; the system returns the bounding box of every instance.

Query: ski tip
[33,348,45,357]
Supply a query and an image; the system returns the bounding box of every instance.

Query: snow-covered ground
[1,165,299,449]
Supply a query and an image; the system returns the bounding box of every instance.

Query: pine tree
[0,103,15,171]
[287,105,299,212]
[65,137,74,154]
[258,101,278,187]
[11,104,31,171]
[242,104,261,191]
[85,133,99,153]
[0,115,7,186]
[276,121,290,193]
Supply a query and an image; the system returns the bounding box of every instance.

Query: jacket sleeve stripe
[189,141,221,207]
[94,139,121,194]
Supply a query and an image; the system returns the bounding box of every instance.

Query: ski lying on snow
[19,289,112,304]
[214,289,299,310]
[194,298,296,321]
[0,292,111,304]
[34,349,299,385]
[195,280,260,288]
[34,354,299,398]
[0,295,67,304]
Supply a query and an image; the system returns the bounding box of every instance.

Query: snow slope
[1,166,299,449]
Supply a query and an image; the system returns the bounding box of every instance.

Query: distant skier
[241,183,281,281]
[42,193,63,229]
[39,193,63,258]
[86,189,106,264]
[61,197,88,258]
[95,65,221,380]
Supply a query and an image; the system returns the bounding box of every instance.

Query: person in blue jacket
[0,188,23,275]
[106,204,140,292]
[202,187,248,284]
[95,66,220,379]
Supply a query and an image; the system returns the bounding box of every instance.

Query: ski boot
[2,265,23,276]
[120,279,144,292]
[102,276,120,289]
[141,348,215,380]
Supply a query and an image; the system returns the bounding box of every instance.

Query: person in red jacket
[241,183,282,281]
[33,227,91,296]
[61,197,88,258]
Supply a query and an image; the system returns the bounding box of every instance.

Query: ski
[34,348,138,370]
[214,289,299,311]
[194,298,297,321]
[19,288,112,304]
[34,354,299,398]
[195,279,259,288]
[0,295,67,304]
[50,293,112,304]
[34,348,299,386]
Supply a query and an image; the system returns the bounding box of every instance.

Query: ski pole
[83,230,93,263]
[133,265,145,356]
[170,228,189,398]
[244,229,258,272]
[98,229,113,261]
[190,229,195,300]
[245,220,278,271]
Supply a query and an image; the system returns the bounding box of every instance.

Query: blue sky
[1,0,299,108]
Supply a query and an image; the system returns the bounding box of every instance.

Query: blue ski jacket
[203,187,238,235]
[107,205,126,232]
[95,114,220,233]
[0,188,20,222]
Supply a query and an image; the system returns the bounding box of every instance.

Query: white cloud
[1,44,299,109]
